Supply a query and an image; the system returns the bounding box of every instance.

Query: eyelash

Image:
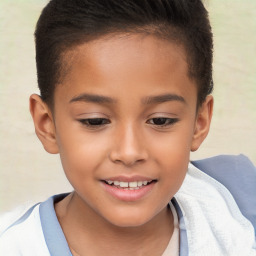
[78,118,110,127]
[78,117,179,128]
[146,117,179,127]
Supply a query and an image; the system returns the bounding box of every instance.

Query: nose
[109,124,148,167]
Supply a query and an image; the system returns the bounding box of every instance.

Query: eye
[78,118,110,127]
[147,117,179,126]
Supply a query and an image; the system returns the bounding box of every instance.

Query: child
[0,0,255,255]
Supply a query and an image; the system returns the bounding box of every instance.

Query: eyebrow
[142,93,186,105]
[70,93,116,104]
[69,93,186,105]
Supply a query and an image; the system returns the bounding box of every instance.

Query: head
[30,0,213,227]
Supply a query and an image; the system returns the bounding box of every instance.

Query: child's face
[31,34,212,227]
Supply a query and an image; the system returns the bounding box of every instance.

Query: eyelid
[146,117,180,127]
[78,117,111,128]
[76,112,109,118]
[147,111,178,118]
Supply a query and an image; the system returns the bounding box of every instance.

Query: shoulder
[0,193,71,256]
[191,154,255,174]
[0,203,50,255]
[191,154,256,233]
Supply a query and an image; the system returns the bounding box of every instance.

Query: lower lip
[102,182,156,202]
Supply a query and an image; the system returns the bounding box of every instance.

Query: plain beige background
[0,0,255,214]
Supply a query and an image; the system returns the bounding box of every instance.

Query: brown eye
[147,118,179,126]
[79,118,110,126]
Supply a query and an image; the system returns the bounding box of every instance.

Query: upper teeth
[106,180,151,188]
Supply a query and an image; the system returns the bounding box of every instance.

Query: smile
[104,180,153,190]
[102,178,157,201]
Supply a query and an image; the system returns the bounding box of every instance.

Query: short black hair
[35,0,213,108]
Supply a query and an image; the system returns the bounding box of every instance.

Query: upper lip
[102,175,156,182]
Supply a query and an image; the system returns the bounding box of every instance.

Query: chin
[102,208,156,228]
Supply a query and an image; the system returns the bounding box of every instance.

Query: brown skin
[30,34,213,256]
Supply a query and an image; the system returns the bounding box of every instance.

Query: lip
[101,179,157,202]
[102,175,154,182]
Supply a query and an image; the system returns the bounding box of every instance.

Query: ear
[191,95,214,152]
[29,94,59,154]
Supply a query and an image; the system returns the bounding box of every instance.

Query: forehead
[56,34,197,106]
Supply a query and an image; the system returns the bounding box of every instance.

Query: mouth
[101,178,157,201]
[103,180,156,190]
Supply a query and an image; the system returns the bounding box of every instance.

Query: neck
[55,192,174,256]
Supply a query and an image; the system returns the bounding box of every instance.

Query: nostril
[112,158,145,167]
[108,137,148,166]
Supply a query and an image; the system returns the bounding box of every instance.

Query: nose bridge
[110,122,147,166]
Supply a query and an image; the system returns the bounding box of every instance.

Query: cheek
[150,125,194,162]
[149,125,194,192]
[56,126,109,182]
